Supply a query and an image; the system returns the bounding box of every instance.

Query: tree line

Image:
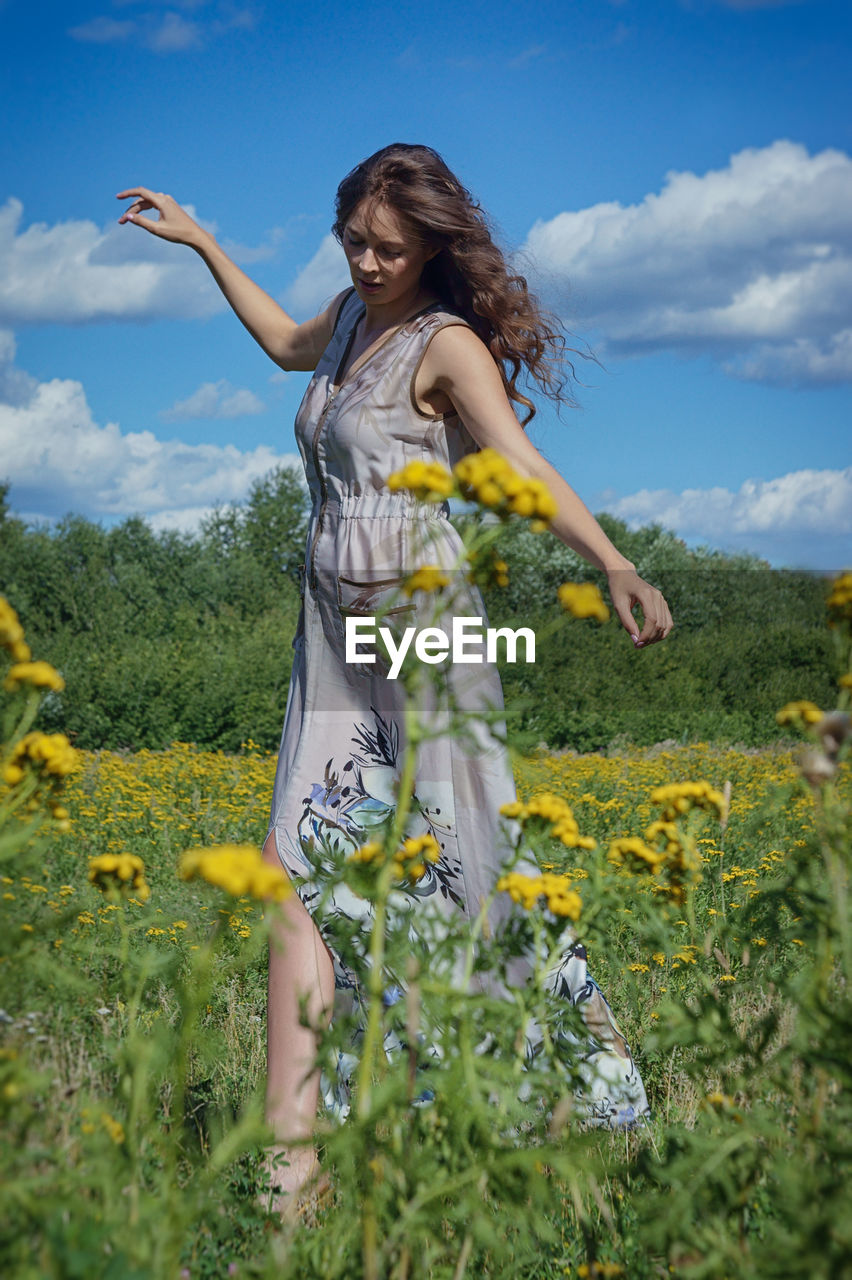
[0,469,838,753]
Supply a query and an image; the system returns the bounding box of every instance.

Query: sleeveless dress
[267,288,649,1126]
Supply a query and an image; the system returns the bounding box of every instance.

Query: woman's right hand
[116,187,207,248]
[114,187,340,372]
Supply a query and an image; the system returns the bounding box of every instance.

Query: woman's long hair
[332,143,575,425]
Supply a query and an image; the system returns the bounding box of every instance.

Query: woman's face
[342,199,436,308]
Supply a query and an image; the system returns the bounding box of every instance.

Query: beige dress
[268,288,649,1125]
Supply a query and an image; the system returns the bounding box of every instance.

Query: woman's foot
[257,1144,331,1225]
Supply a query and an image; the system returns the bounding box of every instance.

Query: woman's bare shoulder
[419,321,498,384]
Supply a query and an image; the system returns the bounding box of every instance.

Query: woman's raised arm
[417,324,674,649]
[116,187,343,371]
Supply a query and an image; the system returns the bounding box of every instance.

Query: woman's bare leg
[261,831,335,1207]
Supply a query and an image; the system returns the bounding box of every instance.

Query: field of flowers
[5,736,825,1026]
[2,726,850,1276]
[2,554,851,1279]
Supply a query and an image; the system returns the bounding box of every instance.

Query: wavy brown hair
[332,143,575,425]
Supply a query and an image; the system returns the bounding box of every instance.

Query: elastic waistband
[316,493,451,520]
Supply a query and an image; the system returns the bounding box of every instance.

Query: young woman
[118,144,673,1218]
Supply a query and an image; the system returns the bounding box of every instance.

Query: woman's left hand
[606,568,673,648]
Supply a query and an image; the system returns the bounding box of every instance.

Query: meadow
[2,725,850,1277]
[1,452,850,1278]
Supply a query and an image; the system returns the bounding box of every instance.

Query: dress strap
[331,287,357,336]
[334,287,365,339]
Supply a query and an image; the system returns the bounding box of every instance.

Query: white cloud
[67,17,135,43]
[509,45,546,68]
[725,330,852,386]
[220,225,287,264]
[0,339,301,526]
[602,467,852,566]
[0,197,229,325]
[282,233,350,319]
[146,12,202,51]
[607,467,852,535]
[67,4,256,53]
[523,140,852,385]
[146,506,222,534]
[161,380,266,420]
[0,199,289,327]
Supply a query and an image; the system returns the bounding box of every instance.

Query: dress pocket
[336,573,417,678]
[336,572,416,619]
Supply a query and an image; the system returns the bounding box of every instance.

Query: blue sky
[1,0,850,567]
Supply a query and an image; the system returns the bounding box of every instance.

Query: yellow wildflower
[180,844,292,902]
[650,780,727,822]
[3,731,78,784]
[391,829,440,880]
[402,565,450,596]
[100,1112,125,1145]
[466,549,510,588]
[0,597,31,661]
[3,661,65,694]
[387,459,455,501]
[826,570,852,628]
[608,836,667,870]
[644,819,682,851]
[500,793,596,850]
[557,582,610,623]
[496,870,582,920]
[349,833,441,883]
[400,833,441,863]
[88,853,151,902]
[453,448,557,524]
[705,1092,735,1109]
[776,700,824,727]
[348,840,384,866]
[614,805,707,901]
